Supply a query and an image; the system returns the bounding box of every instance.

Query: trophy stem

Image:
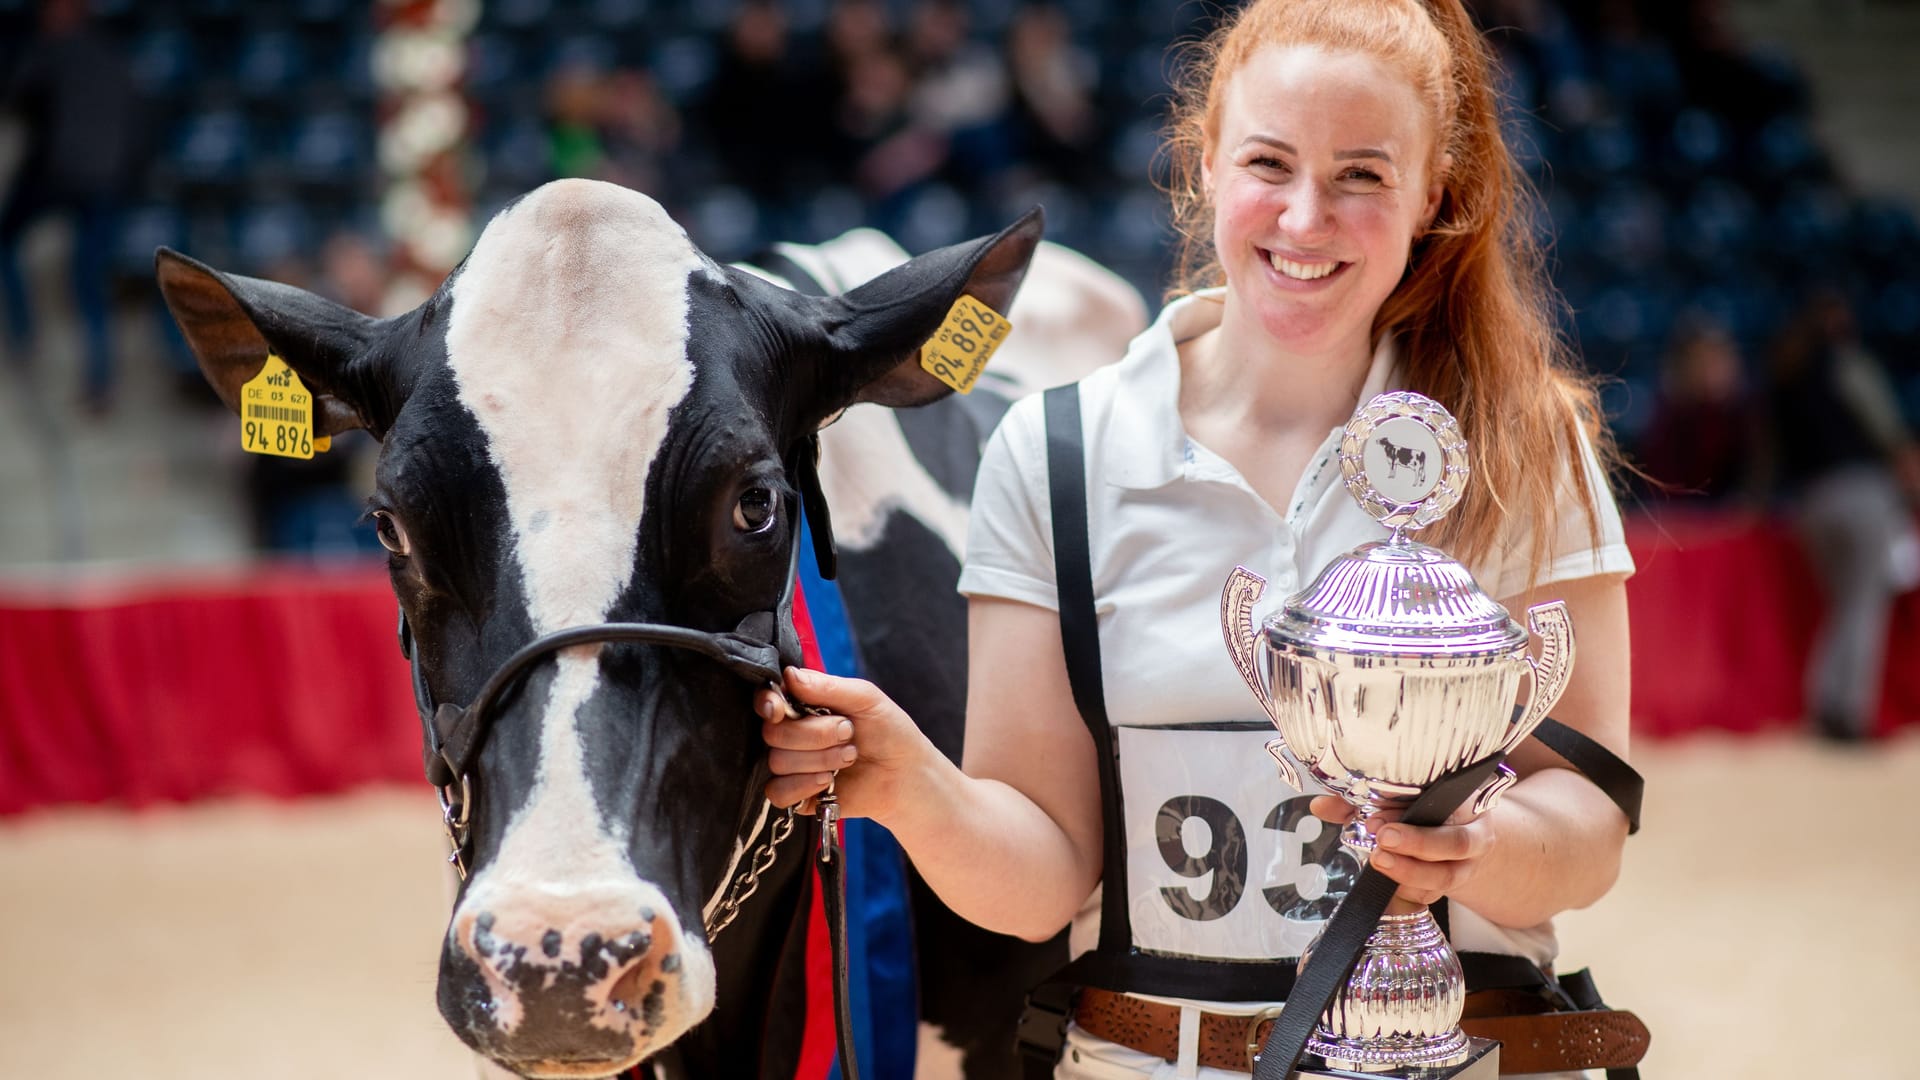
[1301,909,1471,1073]
[1340,799,1386,853]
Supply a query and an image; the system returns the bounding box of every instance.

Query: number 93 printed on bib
[1116,725,1361,961]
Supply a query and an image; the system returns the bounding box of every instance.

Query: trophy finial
[1339,391,1469,541]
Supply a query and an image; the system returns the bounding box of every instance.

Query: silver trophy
[1221,392,1574,1074]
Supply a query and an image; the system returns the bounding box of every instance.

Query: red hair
[1163,0,1615,586]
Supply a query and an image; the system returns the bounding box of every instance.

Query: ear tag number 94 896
[919,295,1011,395]
[239,354,330,460]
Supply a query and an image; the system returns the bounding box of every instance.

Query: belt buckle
[1245,1005,1286,1069]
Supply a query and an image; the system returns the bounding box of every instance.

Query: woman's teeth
[1269,253,1339,280]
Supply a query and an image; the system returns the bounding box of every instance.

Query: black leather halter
[394,445,863,1080]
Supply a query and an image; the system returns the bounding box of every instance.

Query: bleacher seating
[2,0,1914,551]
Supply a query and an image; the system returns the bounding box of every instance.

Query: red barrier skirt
[1,516,1915,815]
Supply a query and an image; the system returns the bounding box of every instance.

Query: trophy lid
[1265,391,1525,656]
[1266,539,1527,654]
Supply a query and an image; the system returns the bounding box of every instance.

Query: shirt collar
[1105,290,1402,490]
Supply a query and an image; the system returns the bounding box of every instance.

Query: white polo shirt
[956,291,1632,1064]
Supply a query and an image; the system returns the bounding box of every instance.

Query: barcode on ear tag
[238,354,324,459]
[919,295,1011,395]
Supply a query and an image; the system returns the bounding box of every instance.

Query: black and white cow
[156,178,1145,1079]
[1377,436,1427,487]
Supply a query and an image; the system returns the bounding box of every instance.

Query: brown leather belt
[1071,987,1650,1075]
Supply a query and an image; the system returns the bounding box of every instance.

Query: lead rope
[698,685,861,1080]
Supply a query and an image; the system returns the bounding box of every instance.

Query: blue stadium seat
[483,114,554,194]
[1668,108,1730,174]
[1588,183,1667,269]
[802,187,866,245]
[287,111,370,187]
[1672,178,1759,267]
[1750,115,1821,183]
[546,33,618,77]
[897,184,970,254]
[170,109,252,184]
[1570,114,1642,177]
[688,186,762,260]
[129,26,196,100]
[488,0,556,31]
[585,0,651,33]
[236,29,306,100]
[234,203,316,274]
[1773,183,1850,254]
[651,35,717,103]
[117,204,188,277]
[468,32,529,102]
[1872,278,1920,340]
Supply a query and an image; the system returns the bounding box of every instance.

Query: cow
[155,177,1146,1080]
[1377,435,1427,488]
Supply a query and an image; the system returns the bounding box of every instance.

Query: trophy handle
[1499,599,1576,757]
[1222,568,1302,790]
[1221,567,1275,716]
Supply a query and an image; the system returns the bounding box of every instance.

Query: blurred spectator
[1004,5,1103,189]
[547,63,608,181]
[1638,317,1757,501]
[905,0,1012,190]
[825,0,894,69]
[702,1,838,205]
[0,0,141,415]
[1762,292,1920,741]
[838,47,946,205]
[596,68,683,199]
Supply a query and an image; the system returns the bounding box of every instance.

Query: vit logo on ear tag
[919,295,1011,395]
[239,354,327,459]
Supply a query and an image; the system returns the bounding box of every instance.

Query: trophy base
[1295,1036,1500,1079]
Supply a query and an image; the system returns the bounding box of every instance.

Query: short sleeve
[1474,425,1636,601]
[957,395,1059,610]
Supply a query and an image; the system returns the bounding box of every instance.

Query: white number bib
[1115,725,1361,962]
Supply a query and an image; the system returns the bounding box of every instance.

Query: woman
[760,1,1634,1076]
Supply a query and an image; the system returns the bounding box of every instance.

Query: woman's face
[1204,45,1445,358]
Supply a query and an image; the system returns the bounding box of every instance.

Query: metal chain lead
[705,684,839,940]
[705,802,798,939]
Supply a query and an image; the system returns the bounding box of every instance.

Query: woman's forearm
[882,751,1100,942]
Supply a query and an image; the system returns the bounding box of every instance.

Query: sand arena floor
[1,733,1914,1079]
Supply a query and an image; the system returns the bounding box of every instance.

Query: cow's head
[156,179,1042,1077]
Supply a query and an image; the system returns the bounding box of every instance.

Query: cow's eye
[372,510,410,555]
[732,487,776,534]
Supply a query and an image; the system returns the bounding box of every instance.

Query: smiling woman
[758,1,1643,1078]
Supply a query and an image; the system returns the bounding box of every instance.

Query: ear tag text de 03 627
[919,294,1011,395]
[239,354,331,459]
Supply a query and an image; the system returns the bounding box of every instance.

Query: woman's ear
[1419,152,1454,233]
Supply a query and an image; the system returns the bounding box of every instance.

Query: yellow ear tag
[238,354,327,459]
[919,295,1011,395]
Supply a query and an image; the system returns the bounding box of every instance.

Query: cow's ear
[814,208,1044,412]
[155,247,390,437]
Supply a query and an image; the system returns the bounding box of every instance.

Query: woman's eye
[1340,168,1383,185]
[732,487,776,534]
[372,510,410,555]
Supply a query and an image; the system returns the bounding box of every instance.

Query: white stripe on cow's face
[448,179,703,636]
[442,179,714,1047]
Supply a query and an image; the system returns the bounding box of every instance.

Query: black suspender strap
[1043,384,1130,958]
